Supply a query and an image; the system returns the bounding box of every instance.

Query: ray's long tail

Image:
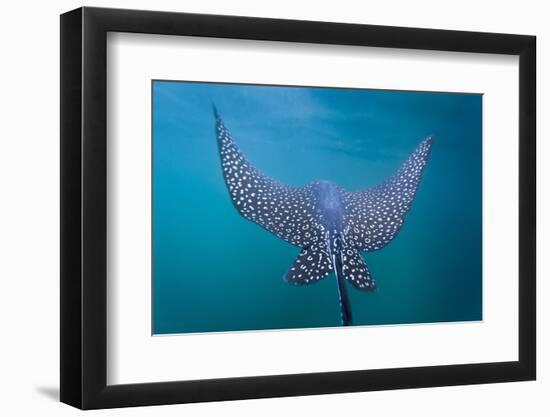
[333,254,352,326]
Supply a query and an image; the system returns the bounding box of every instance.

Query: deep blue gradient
[152,81,482,334]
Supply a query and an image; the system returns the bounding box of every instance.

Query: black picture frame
[60,6,536,410]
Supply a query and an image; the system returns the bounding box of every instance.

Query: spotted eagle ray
[214,108,434,326]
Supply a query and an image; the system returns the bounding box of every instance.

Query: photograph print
[152,81,482,335]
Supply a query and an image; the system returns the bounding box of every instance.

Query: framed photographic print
[60,6,536,409]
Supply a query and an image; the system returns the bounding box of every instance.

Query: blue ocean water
[152,81,482,334]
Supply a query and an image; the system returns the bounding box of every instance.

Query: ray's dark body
[214,109,434,326]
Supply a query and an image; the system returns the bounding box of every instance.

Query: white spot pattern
[343,137,434,252]
[216,114,325,249]
[340,246,376,291]
[284,244,333,285]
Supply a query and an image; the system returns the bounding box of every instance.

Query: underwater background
[152,81,482,335]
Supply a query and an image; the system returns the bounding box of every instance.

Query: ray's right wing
[215,111,323,249]
[344,137,434,252]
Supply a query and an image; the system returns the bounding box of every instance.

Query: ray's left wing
[215,111,323,249]
[343,136,434,252]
